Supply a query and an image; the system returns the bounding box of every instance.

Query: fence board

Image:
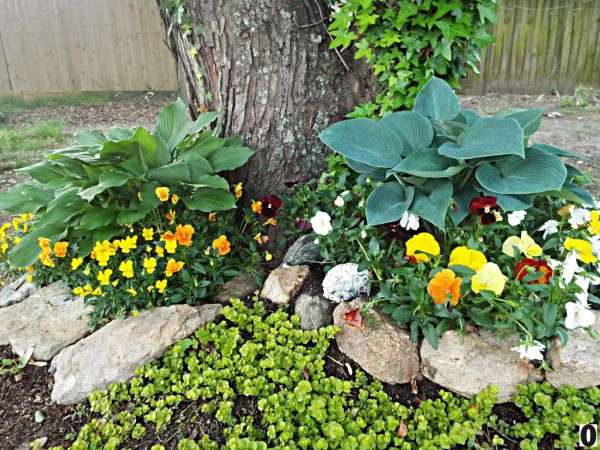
[462,0,599,95]
[0,0,177,93]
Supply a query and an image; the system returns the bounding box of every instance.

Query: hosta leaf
[448,185,479,226]
[190,174,230,190]
[184,187,236,212]
[75,129,105,146]
[107,127,134,141]
[475,147,567,194]
[188,111,220,134]
[410,180,453,230]
[99,140,132,163]
[365,183,414,226]
[319,118,403,169]
[346,158,376,174]
[531,142,590,161]
[78,170,132,202]
[79,208,120,230]
[93,225,126,243]
[380,111,434,155]
[117,203,153,226]
[147,161,192,185]
[0,182,54,214]
[412,77,460,122]
[391,148,465,178]
[543,183,594,206]
[206,146,255,172]
[130,127,161,168]
[439,117,525,159]
[20,161,71,184]
[153,98,190,152]
[495,109,543,137]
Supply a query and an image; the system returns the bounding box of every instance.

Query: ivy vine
[326,0,500,117]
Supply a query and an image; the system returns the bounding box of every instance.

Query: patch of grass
[560,85,600,112]
[0,119,66,170]
[0,92,115,118]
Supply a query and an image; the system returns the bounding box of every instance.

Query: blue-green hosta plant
[0,99,253,267]
[320,77,593,230]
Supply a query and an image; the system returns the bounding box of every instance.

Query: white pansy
[547,258,562,270]
[564,301,596,329]
[314,238,320,244]
[539,220,559,239]
[568,207,591,229]
[561,251,584,285]
[361,230,367,239]
[358,199,365,208]
[574,275,591,293]
[399,211,420,231]
[334,196,345,207]
[507,210,527,226]
[511,340,545,360]
[310,211,333,236]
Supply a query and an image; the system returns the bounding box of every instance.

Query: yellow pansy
[155,187,169,201]
[448,246,487,272]
[143,257,157,274]
[142,228,154,241]
[119,260,134,278]
[71,257,83,271]
[126,288,137,297]
[53,241,69,258]
[251,201,262,213]
[502,231,543,258]
[589,211,600,236]
[564,237,598,264]
[132,310,140,317]
[265,251,273,261]
[119,236,138,253]
[155,245,165,258]
[155,279,167,294]
[405,233,441,263]
[97,269,113,286]
[171,194,179,205]
[165,239,178,254]
[471,263,508,296]
[234,182,243,198]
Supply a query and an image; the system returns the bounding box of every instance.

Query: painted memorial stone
[322,263,369,303]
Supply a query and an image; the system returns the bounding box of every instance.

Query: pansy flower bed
[0,100,279,327]
[279,77,599,362]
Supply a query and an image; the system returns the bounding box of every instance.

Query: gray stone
[51,305,203,405]
[323,263,369,303]
[282,235,322,267]
[195,303,224,325]
[333,299,420,385]
[260,265,310,304]
[546,311,600,389]
[420,330,540,403]
[0,275,38,308]
[294,293,333,330]
[213,272,260,305]
[0,282,90,360]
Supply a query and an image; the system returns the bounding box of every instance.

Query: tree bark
[158,0,378,201]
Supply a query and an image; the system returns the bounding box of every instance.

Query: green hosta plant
[320,77,593,230]
[0,99,254,267]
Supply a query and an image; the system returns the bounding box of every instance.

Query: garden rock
[50,305,203,405]
[546,311,600,389]
[420,330,539,403]
[323,263,369,303]
[213,272,260,304]
[282,235,322,267]
[294,293,333,330]
[0,282,90,360]
[260,265,310,304]
[333,299,420,385]
[195,303,224,324]
[0,275,37,308]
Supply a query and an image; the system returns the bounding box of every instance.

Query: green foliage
[326,0,499,116]
[48,297,501,449]
[490,382,600,449]
[320,77,592,229]
[0,99,254,267]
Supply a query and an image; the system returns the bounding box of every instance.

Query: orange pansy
[174,224,195,246]
[212,235,231,256]
[427,269,462,305]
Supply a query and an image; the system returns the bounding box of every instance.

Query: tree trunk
[157,0,377,201]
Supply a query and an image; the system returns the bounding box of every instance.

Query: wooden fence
[0,0,177,93]
[463,0,600,95]
[0,0,598,95]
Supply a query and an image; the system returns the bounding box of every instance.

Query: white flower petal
[310,211,333,236]
[565,301,596,329]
